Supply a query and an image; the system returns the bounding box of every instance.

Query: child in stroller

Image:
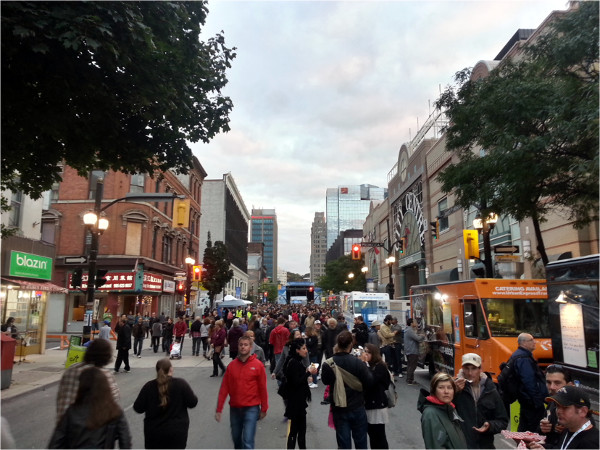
[170,336,182,359]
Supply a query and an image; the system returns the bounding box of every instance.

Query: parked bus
[410,278,551,379]
[546,254,599,397]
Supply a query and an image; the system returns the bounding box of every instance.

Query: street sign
[174,276,187,281]
[175,272,186,277]
[496,255,520,262]
[494,245,520,254]
[64,256,88,264]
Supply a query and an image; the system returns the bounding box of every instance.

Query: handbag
[206,347,214,359]
[384,371,397,407]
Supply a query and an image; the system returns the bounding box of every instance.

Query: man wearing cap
[529,386,598,449]
[98,320,112,340]
[537,365,574,448]
[368,321,382,347]
[379,315,399,376]
[454,353,508,448]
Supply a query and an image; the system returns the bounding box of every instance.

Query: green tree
[318,255,367,293]
[2,1,235,201]
[202,232,234,307]
[259,282,279,304]
[286,272,304,282]
[436,2,598,265]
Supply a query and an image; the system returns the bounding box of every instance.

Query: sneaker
[124,369,130,373]
[137,355,141,358]
[309,383,318,389]
[397,374,403,378]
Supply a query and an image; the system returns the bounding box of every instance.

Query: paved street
[1,340,513,449]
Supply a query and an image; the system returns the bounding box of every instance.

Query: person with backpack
[361,343,392,449]
[506,333,548,432]
[453,353,508,448]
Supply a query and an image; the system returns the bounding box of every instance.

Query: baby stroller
[169,337,182,360]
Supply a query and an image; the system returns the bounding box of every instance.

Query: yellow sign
[65,345,86,368]
[496,255,520,262]
[172,198,190,228]
[463,230,480,259]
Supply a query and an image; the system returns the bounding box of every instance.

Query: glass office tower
[326,185,387,250]
[250,209,278,284]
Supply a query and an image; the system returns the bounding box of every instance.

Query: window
[438,198,449,232]
[130,173,145,194]
[162,235,173,264]
[463,301,489,340]
[8,190,23,228]
[125,222,142,255]
[89,170,105,199]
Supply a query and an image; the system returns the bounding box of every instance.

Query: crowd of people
[47,304,598,450]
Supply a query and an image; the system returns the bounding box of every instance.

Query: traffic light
[176,281,185,293]
[430,219,440,240]
[96,269,109,289]
[307,286,314,301]
[192,265,202,282]
[351,244,361,260]
[172,198,190,228]
[71,269,83,288]
[398,238,405,254]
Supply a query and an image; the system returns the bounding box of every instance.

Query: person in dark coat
[162,317,174,354]
[453,353,508,449]
[283,338,318,449]
[361,343,391,449]
[227,318,245,359]
[133,358,198,449]
[114,317,131,373]
[49,367,131,449]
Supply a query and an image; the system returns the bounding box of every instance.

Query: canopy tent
[216,299,248,308]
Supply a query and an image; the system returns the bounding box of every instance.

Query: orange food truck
[410,278,552,380]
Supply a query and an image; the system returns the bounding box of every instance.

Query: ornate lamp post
[473,212,498,278]
[385,254,396,299]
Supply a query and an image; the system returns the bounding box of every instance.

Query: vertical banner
[560,303,587,367]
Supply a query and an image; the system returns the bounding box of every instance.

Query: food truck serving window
[482,298,550,338]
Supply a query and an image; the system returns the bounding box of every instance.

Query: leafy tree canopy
[436,1,598,264]
[2,1,236,198]
[318,255,367,293]
[202,232,234,304]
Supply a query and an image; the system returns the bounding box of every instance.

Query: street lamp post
[184,256,195,313]
[80,178,187,342]
[385,255,396,299]
[473,212,498,278]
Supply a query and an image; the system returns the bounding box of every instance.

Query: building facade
[247,242,266,302]
[199,173,250,299]
[48,159,206,331]
[310,212,327,282]
[326,185,387,250]
[250,209,278,284]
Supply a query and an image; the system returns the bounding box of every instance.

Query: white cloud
[192,0,569,274]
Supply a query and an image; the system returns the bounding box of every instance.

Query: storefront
[1,247,67,355]
[67,270,171,327]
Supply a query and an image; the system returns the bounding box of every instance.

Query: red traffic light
[351,244,361,260]
[309,286,314,292]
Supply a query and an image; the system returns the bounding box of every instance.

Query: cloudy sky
[191,0,569,275]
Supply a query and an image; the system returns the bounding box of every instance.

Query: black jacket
[511,347,548,408]
[321,351,374,412]
[306,335,319,357]
[116,323,131,350]
[133,377,198,449]
[352,322,370,348]
[283,355,311,419]
[364,362,390,410]
[49,404,131,449]
[453,373,508,449]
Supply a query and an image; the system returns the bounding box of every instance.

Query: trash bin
[1,334,17,389]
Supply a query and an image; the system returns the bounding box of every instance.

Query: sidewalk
[1,340,215,401]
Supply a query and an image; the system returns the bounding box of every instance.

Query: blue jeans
[230,405,261,449]
[332,407,368,449]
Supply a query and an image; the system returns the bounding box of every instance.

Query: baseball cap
[546,386,591,408]
[314,320,321,324]
[371,320,381,327]
[462,353,482,367]
[104,320,110,325]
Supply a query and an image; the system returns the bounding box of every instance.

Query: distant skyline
[192,0,569,275]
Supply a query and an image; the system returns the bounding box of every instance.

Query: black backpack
[497,355,527,404]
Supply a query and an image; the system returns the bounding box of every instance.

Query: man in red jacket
[215,336,269,449]
[173,315,188,354]
[268,316,290,368]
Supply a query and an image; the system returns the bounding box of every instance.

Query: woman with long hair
[418,372,467,449]
[49,367,131,449]
[273,329,307,380]
[200,317,211,358]
[210,319,227,377]
[361,343,392,449]
[305,326,320,388]
[283,338,318,449]
[133,358,198,449]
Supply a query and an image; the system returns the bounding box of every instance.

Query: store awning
[1,277,68,293]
